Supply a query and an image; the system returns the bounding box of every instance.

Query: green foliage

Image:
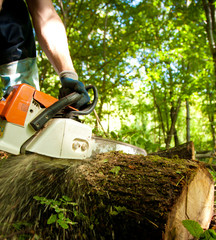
[34,0,216,152]
[200,230,216,240]
[209,168,216,182]
[34,196,78,230]
[109,166,121,175]
[182,220,204,238]
[182,220,216,240]
[109,206,127,216]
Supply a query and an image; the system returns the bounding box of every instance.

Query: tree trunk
[151,83,166,143]
[165,98,182,149]
[202,0,216,78]
[186,99,190,142]
[208,96,216,148]
[0,151,213,240]
[202,0,216,148]
[173,128,179,147]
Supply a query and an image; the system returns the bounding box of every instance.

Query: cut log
[149,141,195,160]
[164,166,214,239]
[196,151,215,159]
[0,152,214,240]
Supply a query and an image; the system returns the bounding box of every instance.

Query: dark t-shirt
[0,0,36,65]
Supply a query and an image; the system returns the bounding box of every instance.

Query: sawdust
[0,154,75,238]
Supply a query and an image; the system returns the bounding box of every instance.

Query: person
[0,0,90,109]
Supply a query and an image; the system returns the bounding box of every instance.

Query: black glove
[59,72,90,109]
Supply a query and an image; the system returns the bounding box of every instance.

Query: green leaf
[57,219,69,229]
[67,202,78,206]
[182,220,204,238]
[114,206,127,213]
[62,196,72,202]
[54,207,66,213]
[110,166,121,175]
[58,213,65,220]
[52,200,61,206]
[208,229,216,238]
[110,210,119,216]
[65,218,78,225]
[200,229,216,239]
[34,196,49,204]
[47,214,57,224]
[33,196,41,201]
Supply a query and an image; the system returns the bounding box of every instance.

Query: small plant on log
[34,195,78,229]
[182,220,216,239]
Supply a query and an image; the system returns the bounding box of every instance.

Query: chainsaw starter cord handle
[30,85,98,131]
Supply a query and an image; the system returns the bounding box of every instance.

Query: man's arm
[26,0,76,75]
[0,0,4,11]
[26,0,90,109]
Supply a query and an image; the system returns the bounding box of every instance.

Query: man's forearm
[0,0,4,11]
[33,13,75,75]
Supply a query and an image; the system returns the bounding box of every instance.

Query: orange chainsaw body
[0,83,94,158]
[0,84,58,126]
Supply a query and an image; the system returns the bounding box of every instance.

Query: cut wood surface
[0,151,214,240]
[165,166,214,239]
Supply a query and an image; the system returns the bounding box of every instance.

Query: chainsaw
[0,83,147,160]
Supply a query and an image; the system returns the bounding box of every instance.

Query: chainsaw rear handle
[71,85,98,116]
[30,85,98,131]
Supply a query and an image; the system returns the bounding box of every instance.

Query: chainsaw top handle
[30,85,98,131]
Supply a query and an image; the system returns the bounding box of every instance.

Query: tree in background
[201,0,216,148]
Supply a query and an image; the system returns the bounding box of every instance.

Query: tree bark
[151,83,166,143]
[202,0,216,148]
[173,128,179,147]
[186,99,190,142]
[165,98,182,149]
[202,0,216,76]
[208,93,216,148]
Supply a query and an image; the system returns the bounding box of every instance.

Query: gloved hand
[59,71,90,109]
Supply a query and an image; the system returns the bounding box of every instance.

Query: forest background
[32,0,216,153]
